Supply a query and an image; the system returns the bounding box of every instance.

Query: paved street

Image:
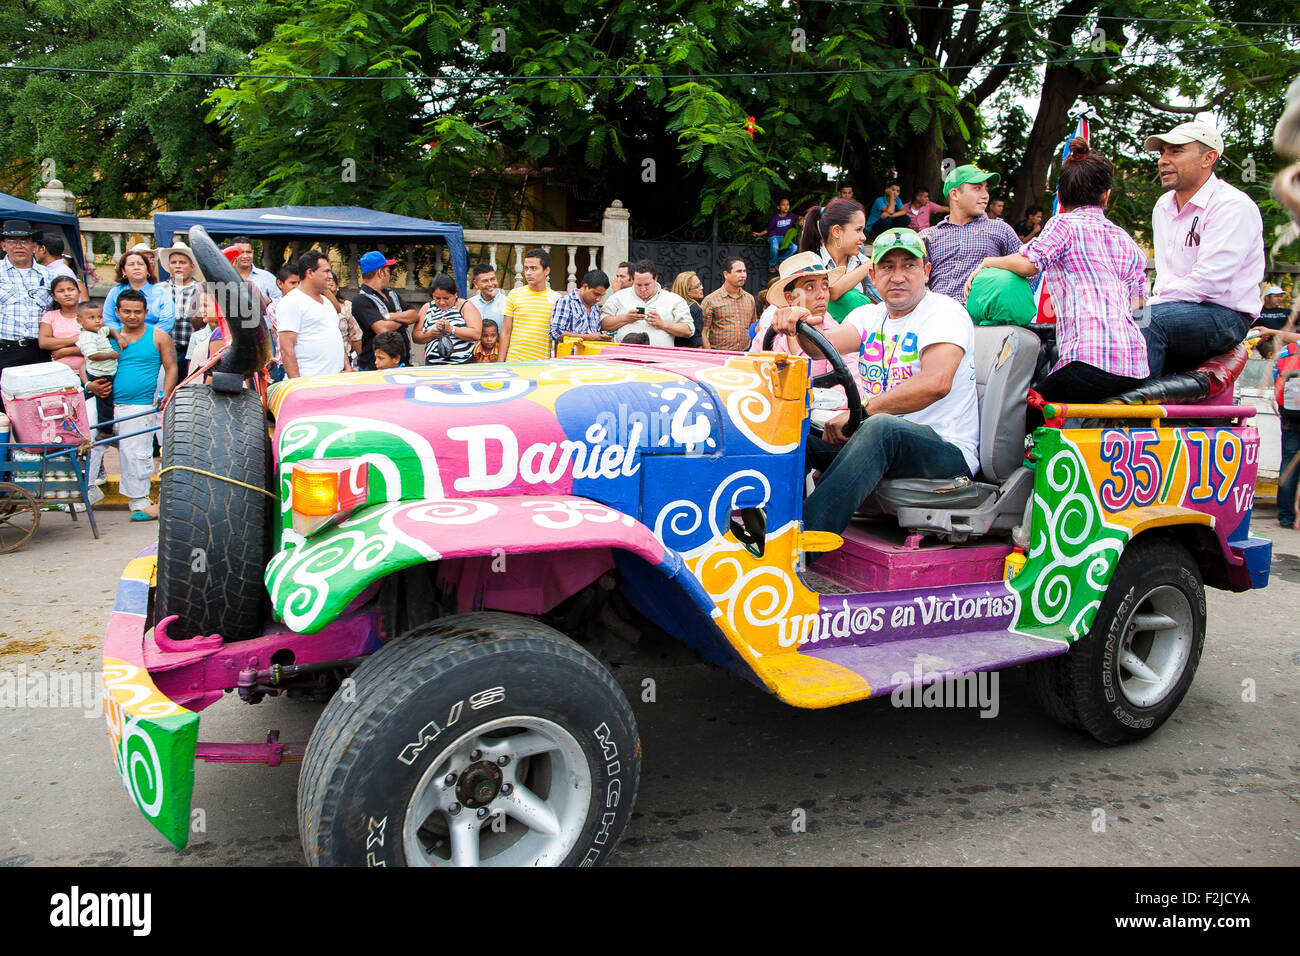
[1,507,1297,867]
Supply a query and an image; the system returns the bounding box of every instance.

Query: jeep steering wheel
[761,319,864,439]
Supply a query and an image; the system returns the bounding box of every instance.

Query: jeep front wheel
[1027,537,1206,745]
[299,612,639,867]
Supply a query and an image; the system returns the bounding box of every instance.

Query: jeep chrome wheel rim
[1117,584,1194,708]
[403,716,592,867]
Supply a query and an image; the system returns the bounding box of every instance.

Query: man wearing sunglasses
[1142,120,1264,378]
[770,228,979,536]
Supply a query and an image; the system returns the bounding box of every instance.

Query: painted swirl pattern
[1011,435,1127,638]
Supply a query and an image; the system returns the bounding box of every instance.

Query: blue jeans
[1140,301,1251,379]
[803,414,973,534]
[1280,426,1300,527]
[767,236,782,267]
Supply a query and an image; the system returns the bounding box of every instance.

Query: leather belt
[0,338,38,349]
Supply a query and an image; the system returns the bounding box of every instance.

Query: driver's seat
[867,325,1040,542]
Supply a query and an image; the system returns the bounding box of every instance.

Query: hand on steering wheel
[760,319,863,440]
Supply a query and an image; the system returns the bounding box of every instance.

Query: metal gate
[629,216,775,301]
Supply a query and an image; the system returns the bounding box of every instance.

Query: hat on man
[870,227,928,265]
[942,164,1000,198]
[767,251,831,308]
[1263,284,1285,297]
[2,219,36,239]
[1144,120,1224,156]
[156,240,205,280]
[130,241,156,256]
[358,250,397,275]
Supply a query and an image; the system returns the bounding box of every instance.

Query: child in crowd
[264,264,299,381]
[372,330,410,369]
[39,276,86,374]
[473,318,501,363]
[325,271,362,370]
[187,292,224,378]
[754,197,802,273]
[75,302,118,438]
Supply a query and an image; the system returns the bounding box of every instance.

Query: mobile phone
[636,307,646,314]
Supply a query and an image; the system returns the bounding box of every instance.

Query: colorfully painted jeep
[101,229,1271,866]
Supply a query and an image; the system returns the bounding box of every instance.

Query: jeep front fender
[265,496,687,634]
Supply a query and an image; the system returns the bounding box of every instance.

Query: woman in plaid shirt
[968,138,1148,420]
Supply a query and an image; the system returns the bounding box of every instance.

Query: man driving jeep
[769,227,979,535]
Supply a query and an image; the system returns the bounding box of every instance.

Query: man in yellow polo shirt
[501,247,560,361]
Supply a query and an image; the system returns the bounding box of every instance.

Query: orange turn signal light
[290,459,369,533]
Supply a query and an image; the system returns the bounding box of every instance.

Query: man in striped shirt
[922,165,1020,304]
[701,258,757,350]
[501,248,560,361]
[550,270,611,343]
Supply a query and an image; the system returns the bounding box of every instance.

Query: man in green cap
[921,164,1020,304]
[769,227,979,536]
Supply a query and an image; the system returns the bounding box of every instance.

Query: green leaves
[3,0,1295,249]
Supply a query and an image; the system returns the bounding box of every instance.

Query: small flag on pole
[1035,105,1096,324]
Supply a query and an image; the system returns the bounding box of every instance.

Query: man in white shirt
[599,259,693,347]
[769,228,979,535]
[467,263,506,330]
[277,250,345,378]
[1141,120,1264,377]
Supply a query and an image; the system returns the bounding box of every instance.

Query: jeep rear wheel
[299,612,639,867]
[1026,537,1206,745]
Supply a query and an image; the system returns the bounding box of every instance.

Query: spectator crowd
[0,115,1294,526]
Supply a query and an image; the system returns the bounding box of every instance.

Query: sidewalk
[94,446,160,509]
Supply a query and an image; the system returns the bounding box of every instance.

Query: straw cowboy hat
[767,251,842,308]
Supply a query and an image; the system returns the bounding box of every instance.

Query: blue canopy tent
[0,191,86,271]
[153,205,469,295]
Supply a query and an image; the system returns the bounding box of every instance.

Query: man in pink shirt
[1141,120,1264,378]
[905,187,948,231]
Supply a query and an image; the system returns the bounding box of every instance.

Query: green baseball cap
[871,227,927,264]
[942,164,1000,197]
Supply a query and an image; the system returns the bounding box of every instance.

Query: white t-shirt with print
[275,288,345,377]
[842,291,980,475]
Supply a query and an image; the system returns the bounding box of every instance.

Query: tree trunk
[1010,63,1091,223]
[902,130,946,199]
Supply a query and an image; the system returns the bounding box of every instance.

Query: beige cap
[1145,120,1224,155]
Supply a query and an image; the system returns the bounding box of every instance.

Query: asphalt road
[1,507,1296,867]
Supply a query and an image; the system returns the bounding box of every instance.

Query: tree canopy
[2,1,1297,250]
[0,0,274,215]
